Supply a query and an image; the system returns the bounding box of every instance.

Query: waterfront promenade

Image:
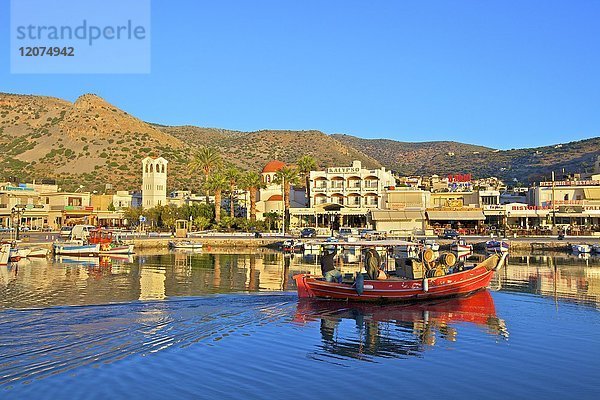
[2,230,598,252]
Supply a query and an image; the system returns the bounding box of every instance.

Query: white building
[142,157,168,209]
[289,161,396,231]
[309,160,396,209]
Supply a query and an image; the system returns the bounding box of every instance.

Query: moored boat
[89,229,135,255]
[0,243,11,265]
[592,244,600,254]
[282,239,304,253]
[9,247,31,262]
[27,248,49,258]
[168,240,203,250]
[486,239,510,253]
[294,240,508,302]
[53,241,100,256]
[451,239,473,253]
[572,244,591,253]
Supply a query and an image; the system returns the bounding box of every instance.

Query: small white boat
[27,248,49,258]
[486,240,510,253]
[0,243,11,265]
[572,244,591,253]
[53,242,100,256]
[168,240,203,250]
[282,239,304,252]
[10,247,31,261]
[424,239,440,251]
[451,239,473,253]
[302,242,322,253]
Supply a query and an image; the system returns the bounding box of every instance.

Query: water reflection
[1,249,600,309]
[294,290,508,362]
[496,253,600,307]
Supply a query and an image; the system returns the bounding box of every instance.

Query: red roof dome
[262,160,286,173]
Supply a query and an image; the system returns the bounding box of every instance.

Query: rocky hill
[0,92,598,193]
[0,93,189,192]
[333,134,600,183]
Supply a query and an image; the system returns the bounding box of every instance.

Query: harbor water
[1,249,599,399]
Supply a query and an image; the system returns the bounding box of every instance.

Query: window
[67,197,82,206]
[564,194,569,201]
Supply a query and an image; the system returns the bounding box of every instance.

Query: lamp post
[281,175,286,236]
[11,205,26,241]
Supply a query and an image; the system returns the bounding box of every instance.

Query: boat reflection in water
[294,290,508,361]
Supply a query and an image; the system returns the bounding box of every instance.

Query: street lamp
[11,205,26,241]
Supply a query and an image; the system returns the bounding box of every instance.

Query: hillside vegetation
[0,92,597,192]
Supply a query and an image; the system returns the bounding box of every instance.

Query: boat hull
[572,244,591,253]
[294,254,506,302]
[169,241,203,249]
[53,243,100,256]
[99,244,135,255]
[28,248,49,258]
[0,243,11,265]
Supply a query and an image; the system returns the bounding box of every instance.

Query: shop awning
[426,210,485,221]
[584,188,600,200]
[371,210,424,221]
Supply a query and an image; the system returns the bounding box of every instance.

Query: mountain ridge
[1,92,598,192]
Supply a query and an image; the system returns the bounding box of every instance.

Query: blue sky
[2,0,600,149]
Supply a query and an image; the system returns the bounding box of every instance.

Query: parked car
[440,229,459,239]
[300,227,317,238]
[338,227,359,240]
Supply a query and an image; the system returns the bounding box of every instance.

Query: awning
[584,188,600,200]
[371,210,424,221]
[426,210,485,221]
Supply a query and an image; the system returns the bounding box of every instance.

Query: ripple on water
[0,294,296,386]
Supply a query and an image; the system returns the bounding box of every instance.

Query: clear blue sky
[2,0,600,149]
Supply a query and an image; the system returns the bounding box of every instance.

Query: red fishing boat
[88,229,135,255]
[294,241,508,302]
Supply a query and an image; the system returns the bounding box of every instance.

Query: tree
[206,173,229,223]
[239,171,265,222]
[223,164,241,219]
[188,147,222,203]
[297,155,317,206]
[273,166,300,230]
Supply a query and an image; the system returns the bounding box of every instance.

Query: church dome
[262,160,286,174]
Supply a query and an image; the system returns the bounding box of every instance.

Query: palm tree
[297,155,317,206]
[205,173,228,223]
[274,166,300,230]
[223,164,241,219]
[188,147,222,203]
[239,171,265,222]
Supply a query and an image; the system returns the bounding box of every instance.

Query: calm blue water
[1,251,599,399]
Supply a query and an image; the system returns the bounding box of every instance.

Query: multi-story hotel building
[308,160,396,209]
[290,161,396,231]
